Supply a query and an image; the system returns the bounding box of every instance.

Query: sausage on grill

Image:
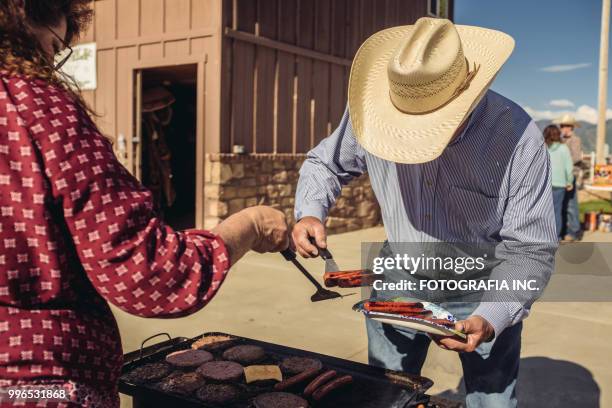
[303,370,337,397]
[312,375,353,401]
[273,367,321,391]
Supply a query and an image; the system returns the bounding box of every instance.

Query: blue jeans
[563,180,581,238]
[552,187,566,238]
[366,303,522,408]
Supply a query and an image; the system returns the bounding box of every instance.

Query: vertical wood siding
[222,0,430,154]
[82,0,441,155]
[80,0,221,150]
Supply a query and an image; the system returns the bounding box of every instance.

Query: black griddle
[119,332,434,408]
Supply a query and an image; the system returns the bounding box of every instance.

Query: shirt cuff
[471,301,523,338]
[294,202,328,222]
[185,230,232,294]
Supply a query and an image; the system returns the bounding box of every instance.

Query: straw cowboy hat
[348,17,515,164]
[554,113,581,128]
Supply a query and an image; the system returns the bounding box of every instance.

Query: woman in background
[544,125,574,239]
[0,1,288,406]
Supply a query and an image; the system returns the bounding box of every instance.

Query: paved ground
[116,227,611,407]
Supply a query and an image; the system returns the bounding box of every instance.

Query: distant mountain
[535,119,612,154]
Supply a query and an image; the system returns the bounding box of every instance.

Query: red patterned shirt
[0,74,230,398]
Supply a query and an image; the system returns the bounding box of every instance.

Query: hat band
[390,59,481,115]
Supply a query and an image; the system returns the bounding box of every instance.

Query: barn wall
[80,0,449,234]
[206,0,435,233]
[79,0,223,153]
[83,0,435,156]
[221,0,430,154]
[77,0,224,228]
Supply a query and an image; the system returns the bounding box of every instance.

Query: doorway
[135,64,198,230]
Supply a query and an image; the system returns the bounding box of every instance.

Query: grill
[119,332,436,408]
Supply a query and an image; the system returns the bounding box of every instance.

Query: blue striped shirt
[295,90,557,336]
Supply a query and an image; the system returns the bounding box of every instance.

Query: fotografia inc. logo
[361,241,612,302]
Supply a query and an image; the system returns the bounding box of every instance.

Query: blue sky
[455,0,611,123]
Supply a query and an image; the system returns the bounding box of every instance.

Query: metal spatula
[281,248,344,302]
[316,245,340,273]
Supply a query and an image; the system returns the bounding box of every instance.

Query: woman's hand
[243,206,290,253]
[212,206,289,264]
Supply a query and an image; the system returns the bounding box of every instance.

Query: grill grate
[119,332,434,408]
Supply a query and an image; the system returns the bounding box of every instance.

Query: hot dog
[324,270,370,287]
[337,274,376,288]
[303,370,337,397]
[423,318,456,327]
[273,367,320,391]
[311,375,353,401]
[397,311,433,318]
[364,301,426,314]
[366,306,426,314]
[365,301,424,308]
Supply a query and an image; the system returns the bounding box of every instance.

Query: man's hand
[292,216,327,257]
[566,184,574,192]
[431,315,495,353]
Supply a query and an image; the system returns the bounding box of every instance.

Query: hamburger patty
[123,362,172,384]
[165,349,214,368]
[196,384,244,405]
[254,392,309,408]
[222,344,266,365]
[157,372,206,395]
[196,360,244,382]
[279,357,323,376]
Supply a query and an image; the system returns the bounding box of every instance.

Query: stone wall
[203,153,381,234]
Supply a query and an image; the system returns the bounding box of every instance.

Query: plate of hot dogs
[352,299,467,339]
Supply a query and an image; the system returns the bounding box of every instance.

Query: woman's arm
[213,206,288,265]
[26,85,285,318]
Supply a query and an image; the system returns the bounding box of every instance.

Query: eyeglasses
[46,26,73,71]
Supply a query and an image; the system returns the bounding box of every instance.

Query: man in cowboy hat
[555,113,583,241]
[293,17,556,407]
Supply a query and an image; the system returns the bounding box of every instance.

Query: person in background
[0,1,289,406]
[544,125,574,238]
[556,114,583,241]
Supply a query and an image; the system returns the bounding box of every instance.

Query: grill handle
[139,332,172,360]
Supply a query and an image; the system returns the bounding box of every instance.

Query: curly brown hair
[0,0,93,104]
[543,125,561,147]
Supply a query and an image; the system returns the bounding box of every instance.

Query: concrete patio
[116,227,611,407]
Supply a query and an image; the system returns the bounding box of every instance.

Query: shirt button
[425,214,431,220]
[426,180,433,187]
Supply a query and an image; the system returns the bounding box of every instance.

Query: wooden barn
[76,0,453,232]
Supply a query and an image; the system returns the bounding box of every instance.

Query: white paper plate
[353,299,467,339]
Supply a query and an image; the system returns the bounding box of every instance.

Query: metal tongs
[281,242,354,302]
